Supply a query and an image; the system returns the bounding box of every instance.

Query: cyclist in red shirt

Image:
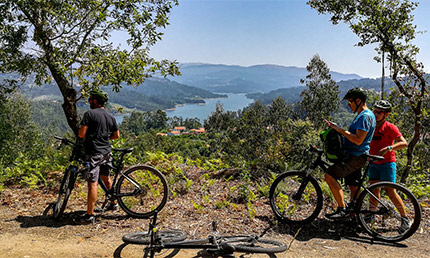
[368,100,409,232]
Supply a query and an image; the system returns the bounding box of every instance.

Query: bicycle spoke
[117,165,168,218]
[269,171,323,224]
[357,182,421,242]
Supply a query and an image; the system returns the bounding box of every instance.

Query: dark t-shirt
[81,108,118,155]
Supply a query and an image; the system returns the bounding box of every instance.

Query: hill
[10,74,226,111]
[247,77,397,104]
[168,63,362,93]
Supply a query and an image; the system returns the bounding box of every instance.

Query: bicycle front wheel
[219,236,287,254]
[116,165,169,218]
[122,230,187,245]
[269,170,323,224]
[356,182,422,242]
[53,166,77,219]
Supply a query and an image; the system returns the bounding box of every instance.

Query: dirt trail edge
[1,186,429,258]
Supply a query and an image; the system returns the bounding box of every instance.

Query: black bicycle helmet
[343,87,367,101]
[374,99,392,112]
[89,88,109,103]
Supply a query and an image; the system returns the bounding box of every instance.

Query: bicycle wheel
[219,236,287,254]
[116,165,169,218]
[356,182,421,242]
[52,166,77,219]
[269,170,323,224]
[122,230,187,245]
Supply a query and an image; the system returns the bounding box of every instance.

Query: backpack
[320,128,345,162]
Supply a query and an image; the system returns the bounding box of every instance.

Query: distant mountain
[169,63,362,94]
[13,74,225,111]
[108,77,226,111]
[247,77,396,105]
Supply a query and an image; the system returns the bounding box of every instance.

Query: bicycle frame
[304,145,394,214]
[143,211,275,258]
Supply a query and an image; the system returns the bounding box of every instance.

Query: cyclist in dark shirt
[75,88,120,225]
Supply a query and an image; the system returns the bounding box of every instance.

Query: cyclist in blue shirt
[323,87,376,219]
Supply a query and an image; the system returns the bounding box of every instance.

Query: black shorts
[326,154,367,186]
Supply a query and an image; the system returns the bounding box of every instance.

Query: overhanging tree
[308,0,428,182]
[0,0,180,135]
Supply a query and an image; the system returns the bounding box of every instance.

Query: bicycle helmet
[343,87,367,101]
[89,88,109,103]
[373,100,392,112]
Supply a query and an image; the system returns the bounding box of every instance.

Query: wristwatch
[387,145,393,152]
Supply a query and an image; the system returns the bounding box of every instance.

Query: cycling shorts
[84,153,113,182]
[368,162,396,183]
[326,154,367,186]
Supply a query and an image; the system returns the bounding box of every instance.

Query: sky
[145,0,430,79]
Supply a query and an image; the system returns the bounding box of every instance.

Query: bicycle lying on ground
[269,145,421,242]
[44,136,169,219]
[121,210,287,258]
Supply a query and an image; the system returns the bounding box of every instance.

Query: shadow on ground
[272,217,408,248]
[14,210,130,228]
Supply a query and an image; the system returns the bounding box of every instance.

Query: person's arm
[78,125,88,139]
[110,130,120,140]
[323,119,368,146]
[378,135,408,156]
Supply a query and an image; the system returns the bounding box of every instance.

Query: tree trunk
[399,101,422,183]
[47,63,81,136]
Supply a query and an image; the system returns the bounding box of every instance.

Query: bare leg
[349,185,360,202]
[87,181,98,215]
[100,175,116,204]
[386,187,407,217]
[325,173,345,208]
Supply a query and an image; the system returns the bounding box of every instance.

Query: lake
[115,93,254,123]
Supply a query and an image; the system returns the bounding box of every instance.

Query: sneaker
[105,202,119,211]
[95,202,119,212]
[398,217,411,234]
[74,214,96,225]
[325,207,347,219]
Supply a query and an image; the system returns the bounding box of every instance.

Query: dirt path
[1,186,429,258]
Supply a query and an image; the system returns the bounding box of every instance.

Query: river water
[115,93,254,123]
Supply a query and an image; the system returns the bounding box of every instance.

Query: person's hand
[377,147,389,156]
[323,119,339,129]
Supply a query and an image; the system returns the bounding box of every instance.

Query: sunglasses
[373,110,386,115]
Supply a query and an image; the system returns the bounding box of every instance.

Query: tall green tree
[300,54,340,128]
[0,0,180,135]
[308,0,428,182]
[267,96,294,133]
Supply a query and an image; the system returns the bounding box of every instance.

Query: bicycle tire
[122,230,187,245]
[116,165,169,218]
[269,170,323,224]
[356,182,421,242]
[219,236,287,254]
[52,167,76,219]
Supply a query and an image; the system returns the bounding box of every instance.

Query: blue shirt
[343,109,376,156]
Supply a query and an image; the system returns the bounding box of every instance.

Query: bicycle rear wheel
[52,166,77,219]
[122,230,187,245]
[356,182,421,242]
[116,165,169,218]
[219,236,287,254]
[269,170,323,224]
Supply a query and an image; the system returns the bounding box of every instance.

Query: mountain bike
[44,136,169,219]
[269,145,421,242]
[121,210,287,258]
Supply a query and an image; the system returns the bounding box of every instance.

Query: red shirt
[369,121,402,164]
